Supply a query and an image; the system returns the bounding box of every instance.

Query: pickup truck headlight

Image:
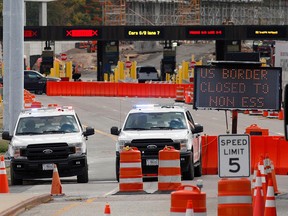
[174,139,188,152]
[12,146,27,159]
[70,142,84,155]
[117,140,131,152]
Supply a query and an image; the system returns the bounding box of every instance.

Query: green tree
[0,0,103,26]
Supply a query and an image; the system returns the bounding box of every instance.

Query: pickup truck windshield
[15,115,80,135]
[123,112,187,130]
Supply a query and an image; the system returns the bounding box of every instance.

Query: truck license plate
[146,159,158,166]
[42,163,54,170]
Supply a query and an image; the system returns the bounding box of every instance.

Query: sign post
[218,134,250,178]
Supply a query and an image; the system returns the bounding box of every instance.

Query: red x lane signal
[24,29,41,40]
[65,29,100,39]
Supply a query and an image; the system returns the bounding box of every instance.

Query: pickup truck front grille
[21,143,75,160]
[128,139,180,156]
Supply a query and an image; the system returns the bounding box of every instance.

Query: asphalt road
[8,43,288,215]
[9,95,287,216]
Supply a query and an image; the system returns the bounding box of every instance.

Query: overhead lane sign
[247,26,287,39]
[218,134,250,178]
[186,26,225,39]
[124,27,164,39]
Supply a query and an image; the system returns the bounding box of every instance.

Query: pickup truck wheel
[194,155,202,177]
[116,157,120,182]
[182,154,194,180]
[77,166,89,183]
[10,168,23,185]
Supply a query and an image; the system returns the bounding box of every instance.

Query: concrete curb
[0,194,52,216]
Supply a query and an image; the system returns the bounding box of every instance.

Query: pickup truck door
[186,111,201,162]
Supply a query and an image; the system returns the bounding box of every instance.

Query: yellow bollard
[54,60,60,78]
[110,73,114,82]
[166,73,170,82]
[114,67,119,83]
[65,61,73,80]
[182,61,189,80]
[178,67,183,84]
[104,73,108,82]
[260,58,267,67]
[118,61,125,80]
[130,61,137,79]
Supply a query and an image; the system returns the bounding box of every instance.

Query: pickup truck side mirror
[83,127,95,137]
[111,126,120,135]
[192,123,203,134]
[2,131,12,140]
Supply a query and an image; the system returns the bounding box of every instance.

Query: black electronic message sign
[62,27,101,40]
[193,66,282,110]
[186,26,225,39]
[247,26,287,39]
[124,27,164,39]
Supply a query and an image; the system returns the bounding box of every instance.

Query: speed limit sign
[218,134,250,178]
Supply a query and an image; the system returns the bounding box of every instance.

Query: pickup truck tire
[10,168,23,185]
[182,153,194,180]
[194,155,202,177]
[77,162,89,183]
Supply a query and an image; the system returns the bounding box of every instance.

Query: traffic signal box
[41,50,54,75]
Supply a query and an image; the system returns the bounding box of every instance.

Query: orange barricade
[201,135,218,175]
[175,86,185,102]
[278,109,284,120]
[158,146,181,191]
[119,146,143,192]
[170,185,206,216]
[245,124,269,136]
[218,178,252,216]
[201,134,288,175]
[47,81,193,98]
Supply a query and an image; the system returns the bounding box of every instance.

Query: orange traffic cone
[270,161,280,195]
[185,200,194,216]
[264,180,277,216]
[0,155,9,193]
[251,162,258,196]
[104,203,111,215]
[258,158,267,198]
[51,164,64,196]
[253,170,265,216]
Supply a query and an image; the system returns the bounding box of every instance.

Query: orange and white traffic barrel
[170,185,206,216]
[175,86,185,102]
[158,146,181,191]
[119,146,143,192]
[184,86,193,104]
[218,178,252,216]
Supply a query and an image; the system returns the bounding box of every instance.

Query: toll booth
[160,48,176,81]
[97,41,119,81]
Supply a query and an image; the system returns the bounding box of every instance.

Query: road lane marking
[86,198,97,203]
[53,203,80,216]
[94,129,118,141]
[83,124,118,141]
